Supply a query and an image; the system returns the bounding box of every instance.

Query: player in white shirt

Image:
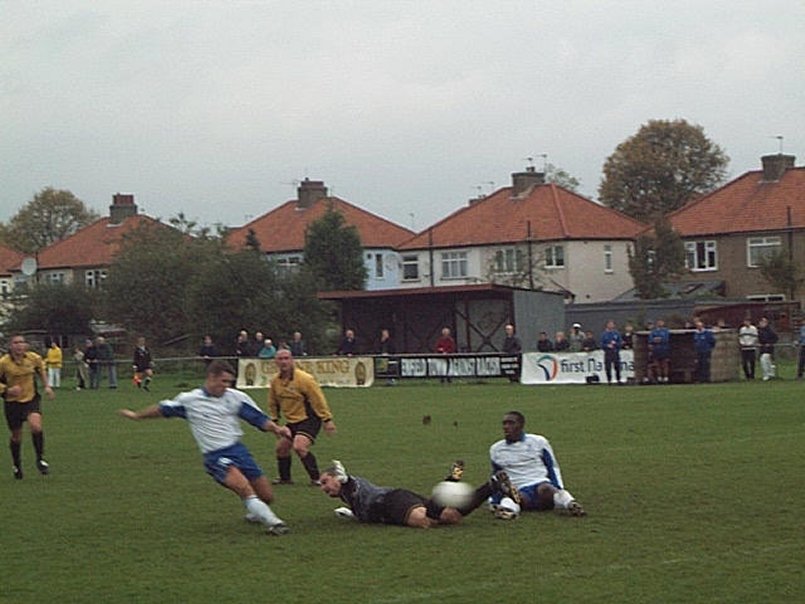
[119,360,292,535]
[489,411,586,517]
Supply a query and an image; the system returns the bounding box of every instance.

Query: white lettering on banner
[236,356,374,388]
[401,357,428,377]
[428,358,448,376]
[450,357,476,376]
[477,356,501,376]
[521,350,635,385]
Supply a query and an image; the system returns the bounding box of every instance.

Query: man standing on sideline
[269,349,336,485]
[435,326,456,384]
[600,320,623,384]
[289,331,307,357]
[119,360,290,535]
[502,324,522,383]
[568,323,584,352]
[45,339,63,389]
[132,336,154,391]
[96,336,117,389]
[693,319,716,383]
[489,411,586,518]
[0,334,55,479]
[336,329,357,356]
[738,318,759,380]
[85,338,100,389]
[757,317,778,381]
[648,319,671,384]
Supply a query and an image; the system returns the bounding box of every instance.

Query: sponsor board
[521,350,634,384]
[236,356,374,389]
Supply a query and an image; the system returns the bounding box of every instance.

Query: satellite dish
[21,257,38,277]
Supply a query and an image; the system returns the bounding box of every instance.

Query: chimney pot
[297,178,328,208]
[511,170,545,197]
[109,193,138,224]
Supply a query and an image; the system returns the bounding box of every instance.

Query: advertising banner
[521,350,634,385]
[236,356,374,389]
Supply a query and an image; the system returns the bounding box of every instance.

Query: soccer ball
[494,496,521,520]
[431,481,474,508]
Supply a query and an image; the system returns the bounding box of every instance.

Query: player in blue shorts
[119,359,292,535]
[489,411,586,518]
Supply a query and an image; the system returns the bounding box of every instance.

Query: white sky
[2,1,803,232]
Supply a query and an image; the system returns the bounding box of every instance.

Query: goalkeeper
[318,460,517,528]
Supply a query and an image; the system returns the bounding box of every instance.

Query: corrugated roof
[667,166,805,237]
[226,197,415,252]
[399,183,646,250]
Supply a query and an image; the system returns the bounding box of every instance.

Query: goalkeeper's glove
[332,459,348,484]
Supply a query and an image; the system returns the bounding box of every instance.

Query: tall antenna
[539,153,548,172]
[772,135,784,154]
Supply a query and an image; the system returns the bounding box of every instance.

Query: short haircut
[206,359,236,377]
[505,410,526,426]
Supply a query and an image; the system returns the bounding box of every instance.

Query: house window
[402,255,419,281]
[375,254,384,279]
[545,245,565,269]
[85,269,107,288]
[441,251,468,279]
[685,240,718,271]
[47,272,65,285]
[0,279,9,297]
[494,248,523,273]
[747,236,781,267]
[276,256,302,274]
[603,245,613,273]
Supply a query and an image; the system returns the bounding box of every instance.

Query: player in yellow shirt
[269,349,336,485]
[0,334,55,479]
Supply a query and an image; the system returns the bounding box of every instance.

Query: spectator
[435,327,456,384]
[258,338,277,359]
[254,331,266,354]
[537,331,554,352]
[648,319,671,384]
[289,331,307,357]
[236,330,254,358]
[621,322,635,350]
[738,318,759,380]
[336,329,357,356]
[73,345,88,390]
[600,320,622,384]
[376,328,397,386]
[45,340,63,389]
[693,319,716,383]
[757,317,778,381]
[96,336,117,389]
[580,330,598,352]
[199,335,218,367]
[502,324,523,383]
[797,323,805,380]
[85,338,100,389]
[568,323,584,352]
[554,331,570,352]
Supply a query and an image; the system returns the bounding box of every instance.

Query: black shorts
[377,489,432,525]
[287,416,322,443]
[4,396,41,431]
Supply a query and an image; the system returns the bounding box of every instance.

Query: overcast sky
[2,1,803,232]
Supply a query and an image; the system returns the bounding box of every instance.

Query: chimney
[511,166,545,197]
[297,178,328,209]
[109,193,137,224]
[761,154,795,182]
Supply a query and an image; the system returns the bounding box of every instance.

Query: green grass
[3,371,804,603]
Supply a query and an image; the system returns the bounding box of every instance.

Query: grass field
[3,370,804,603]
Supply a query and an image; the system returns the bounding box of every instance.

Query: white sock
[553,489,574,509]
[244,496,283,526]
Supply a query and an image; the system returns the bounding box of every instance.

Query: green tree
[545,163,580,192]
[303,203,367,291]
[1,187,99,254]
[599,119,729,222]
[5,283,98,336]
[627,218,687,299]
[758,250,803,301]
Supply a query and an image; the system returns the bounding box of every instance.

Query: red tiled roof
[0,244,24,275]
[667,167,805,237]
[31,215,170,270]
[398,184,646,249]
[225,197,415,252]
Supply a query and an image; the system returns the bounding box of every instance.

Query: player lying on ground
[119,359,291,536]
[318,459,519,528]
[489,411,586,518]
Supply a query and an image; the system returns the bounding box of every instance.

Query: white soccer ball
[494,496,521,520]
[431,481,475,508]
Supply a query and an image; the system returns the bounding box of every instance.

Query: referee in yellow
[1,334,55,479]
[269,348,336,485]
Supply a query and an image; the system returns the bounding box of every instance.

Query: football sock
[456,482,494,516]
[32,432,44,460]
[277,456,292,481]
[10,440,21,467]
[553,489,574,509]
[300,452,320,480]
[243,495,282,526]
